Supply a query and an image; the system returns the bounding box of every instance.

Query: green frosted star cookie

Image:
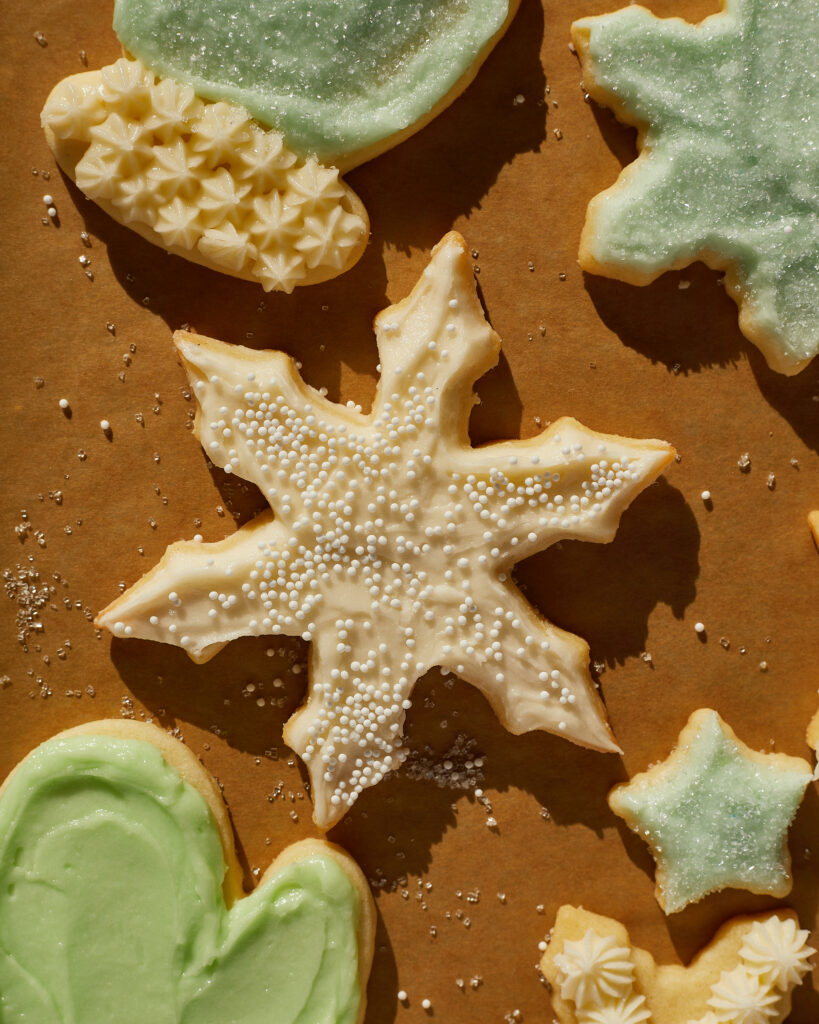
[572,0,819,375]
[608,708,812,913]
[41,1,521,291]
[95,232,676,829]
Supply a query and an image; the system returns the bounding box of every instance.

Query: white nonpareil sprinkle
[397,990,408,1002]
[58,398,69,410]
[100,419,111,431]
[701,490,711,501]
[42,194,54,205]
[421,998,432,1010]
[694,621,706,634]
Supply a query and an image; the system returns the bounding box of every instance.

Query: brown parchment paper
[1,1,817,1020]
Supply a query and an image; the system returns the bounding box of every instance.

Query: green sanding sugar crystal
[113,0,512,166]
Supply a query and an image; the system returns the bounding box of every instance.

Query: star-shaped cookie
[96,232,675,828]
[608,709,812,913]
[572,0,819,375]
[540,904,814,1024]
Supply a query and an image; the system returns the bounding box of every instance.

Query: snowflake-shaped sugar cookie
[96,232,674,828]
[572,0,819,375]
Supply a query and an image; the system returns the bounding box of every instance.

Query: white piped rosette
[687,917,814,1024]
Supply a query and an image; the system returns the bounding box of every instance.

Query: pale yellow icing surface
[41,58,368,292]
[96,232,674,828]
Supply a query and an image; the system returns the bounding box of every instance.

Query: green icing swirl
[0,734,362,1023]
[112,0,512,166]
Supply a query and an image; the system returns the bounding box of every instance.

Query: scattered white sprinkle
[100,419,111,431]
[694,622,706,634]
[58,398,69,410]
[421,999,432,1011]
[397,990,408,1003]
[700,490,711,502]
[42,194,53,205]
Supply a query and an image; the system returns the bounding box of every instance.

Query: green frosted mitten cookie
[0,720,374,1023]
[41,0,521,291]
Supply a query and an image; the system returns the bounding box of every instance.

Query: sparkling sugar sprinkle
[96,232,674,828]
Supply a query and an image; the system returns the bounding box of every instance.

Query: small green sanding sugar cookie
[608,708,812,914]
[113,0,520,170]
[572,0,819,375]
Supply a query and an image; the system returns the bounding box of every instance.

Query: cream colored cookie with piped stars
[608,709,813,914]
[540,904,814,1024]
[96,231,675,828]
[42,59,370,293]
[41,0,521,291]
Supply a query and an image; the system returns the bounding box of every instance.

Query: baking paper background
[1,0,817,1019]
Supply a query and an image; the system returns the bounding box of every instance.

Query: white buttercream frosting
[706,964,779,1024]
[739,916,815,993]
[554,929,637,1010]
[578,993,651,1024]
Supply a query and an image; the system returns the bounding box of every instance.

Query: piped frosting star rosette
[96,232,675,828]
[40,0,520,291]
[540,905,815,1024]
[572,0,819,374]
